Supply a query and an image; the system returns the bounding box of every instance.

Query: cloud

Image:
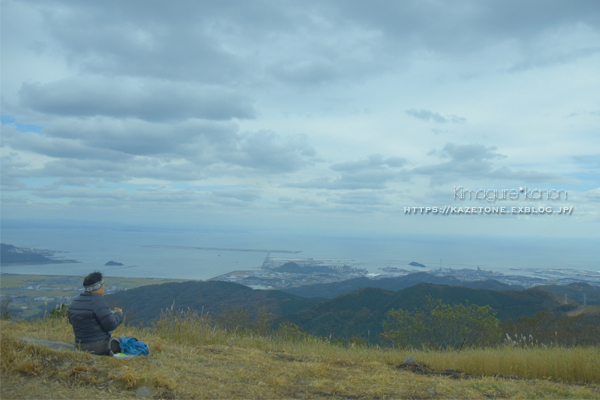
[28,1,262,84]
[326,191,389,206]
[431,129,453,135]
[287,154,408,190]
[584,188,600,202]
[32,186,128,200]
[507,46,600,73]
[224,130,317,173]
[335,0,600,55]
[2,117,317,182]
[406,109,466,124]
[269,60,338,85]
[2,126,131,161]
[414,143,572,186]
[331,154,407,172]
[2,0,599,235]
[208,189,262,205]
[437,143,504,161]
[41,118,237,158]
[19,78,255,121]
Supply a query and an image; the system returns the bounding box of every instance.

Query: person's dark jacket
[68,293,123,343]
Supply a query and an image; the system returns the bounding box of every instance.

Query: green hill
[536,282,600,305]
[281,283,573,344]
[105,280,325,324]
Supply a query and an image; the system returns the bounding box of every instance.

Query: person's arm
[94,297,124,332]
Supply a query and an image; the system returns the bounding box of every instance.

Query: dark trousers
[76,337,110,355]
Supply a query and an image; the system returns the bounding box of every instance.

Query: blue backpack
[118,335,149,356]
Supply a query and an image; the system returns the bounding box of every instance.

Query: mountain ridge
[281,272,524,298]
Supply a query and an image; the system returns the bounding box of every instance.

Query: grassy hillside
[2,314,599,399]
[105,280,325,324]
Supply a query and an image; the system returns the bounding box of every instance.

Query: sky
[1,0,599,238]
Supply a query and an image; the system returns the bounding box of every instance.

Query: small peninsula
[0,243,78,266]
[105,261,124,266]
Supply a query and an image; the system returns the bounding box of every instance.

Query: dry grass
[413,346,600,384]
[1,315,599,399]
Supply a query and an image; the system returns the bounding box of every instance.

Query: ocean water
[0,227,598,280]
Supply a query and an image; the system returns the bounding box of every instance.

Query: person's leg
[109,336,121,354]
[77,338,111,355]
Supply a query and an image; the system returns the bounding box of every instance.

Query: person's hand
[114,307,122,313]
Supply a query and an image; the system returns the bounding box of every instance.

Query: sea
[1,226,598,281]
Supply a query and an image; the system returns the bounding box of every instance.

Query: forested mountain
[535,282,600,305]
[103,278,596,346]
[282,272,523,299]
[279,283,573,344]
[105,280,325,324]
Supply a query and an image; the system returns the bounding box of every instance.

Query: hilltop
[1,313,599,399]
[105,280,325,324]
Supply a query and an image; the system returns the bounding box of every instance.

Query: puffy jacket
[68,293,123,343]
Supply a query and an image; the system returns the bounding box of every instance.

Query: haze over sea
[1,223,598,281]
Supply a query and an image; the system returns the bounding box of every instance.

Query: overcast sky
[2,0,599,238]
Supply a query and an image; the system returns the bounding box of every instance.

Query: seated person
[68,271,123,355]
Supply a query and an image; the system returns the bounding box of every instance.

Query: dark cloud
[0,172,28,192]
[406,109,466,124]
[336,0,600,54]
[42,118,237,158]
[3,127,131,161]
[2,120,317,183]
[20,79,255,121]
[27,1,282,83]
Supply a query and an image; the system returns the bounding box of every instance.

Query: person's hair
[83,271,103,287]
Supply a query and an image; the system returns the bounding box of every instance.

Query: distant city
[211,254,600,290]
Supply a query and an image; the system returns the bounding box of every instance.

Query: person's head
[83,271,104,294]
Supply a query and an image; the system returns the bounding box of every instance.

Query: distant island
[105,261,124,266]
[0,243,78,266]
[409,261,426,268]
